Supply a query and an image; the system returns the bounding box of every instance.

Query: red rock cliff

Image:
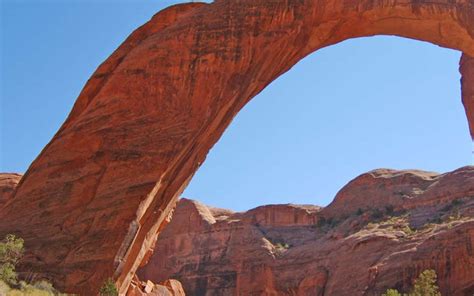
[138,167,474,296]
[0,173,21,208]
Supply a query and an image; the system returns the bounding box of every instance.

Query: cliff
[138,167,474,296]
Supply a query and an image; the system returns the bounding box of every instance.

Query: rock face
[127,277,185,296]
[0,173,21,208]
[138,167,474,296]
[462,55,474,136]
[0,1,473,294]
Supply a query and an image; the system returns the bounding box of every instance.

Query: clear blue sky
[1,1,472,211]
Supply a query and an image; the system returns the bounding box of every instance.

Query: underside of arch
[0,0,473,294]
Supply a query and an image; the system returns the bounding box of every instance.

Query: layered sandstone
[0,1,473,294]
[138,167,474,296]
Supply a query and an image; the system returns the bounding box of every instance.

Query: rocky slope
[138,167,474,296]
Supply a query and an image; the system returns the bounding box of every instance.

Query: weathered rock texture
[0,1,473,294]
[127,276,185,296]
[0,173,21,208]
[138,167,474,296]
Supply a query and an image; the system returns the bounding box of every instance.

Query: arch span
[1,1,473,294]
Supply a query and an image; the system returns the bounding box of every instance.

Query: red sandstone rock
[0,173,21,208]
[321,169,440,219]
[127,276,185,296]
[138,167,474,296]
[0,1,473,294]
[461,55,474,136]
[161,280,185,296]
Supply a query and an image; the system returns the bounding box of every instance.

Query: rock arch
[1,1,473,294]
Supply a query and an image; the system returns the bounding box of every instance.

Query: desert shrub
[0,234,24,285]
[447,211,461,222]
[275,242,290,249]
[411,269,441,296]
[0,235,62,295]
[401,225,415,236]
[7,282,53,296]
[371,208,384,220]
[385,205,394,215]
[317,217,327,227]
[356,208,364,216]
[31,280,58,294]
[0,280,58,295]
[0,234,24,265]
[99,278,118,296]
[382,289,402,296]
[0,262,17,286]
[451,199,464,207]
[382,269,441,296]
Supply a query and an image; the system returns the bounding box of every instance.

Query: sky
[1,0,472,211]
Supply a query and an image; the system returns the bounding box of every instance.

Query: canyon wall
[138,167,474,296]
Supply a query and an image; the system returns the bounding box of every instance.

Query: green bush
[382,269,441,296]
[0,279,62,296]
[0,262,18,286]
[0,235,63,295]
[451,199,464,207]
[402,225,415,236]
[99,278,118,296]
[8,282,54,296]
[382,289,402,296]
[0,234,24,285]
[411,269,441,296]
[275,242,290,249]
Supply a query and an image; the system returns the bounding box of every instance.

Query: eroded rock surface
[138,167,474,296]
[0,173,21,208]
[127,276,185,296]
[0,1,473,294]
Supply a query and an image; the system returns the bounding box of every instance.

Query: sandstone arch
[1,1,473,294]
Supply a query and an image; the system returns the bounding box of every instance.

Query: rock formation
[0,174,184,295]
[138,167,474,296]
[0,1,473,294]
[127,276,185,296]
[0,173,21,208]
